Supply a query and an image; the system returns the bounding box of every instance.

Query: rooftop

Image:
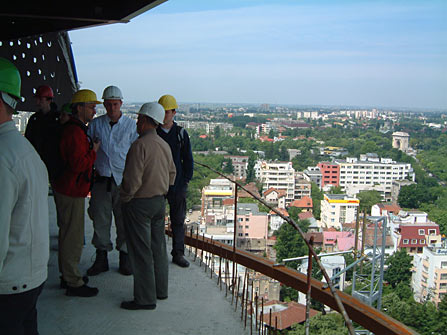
[39,197,248,335]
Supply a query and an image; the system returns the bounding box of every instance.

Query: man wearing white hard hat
[87,85,138,277]
[120,102,176,310]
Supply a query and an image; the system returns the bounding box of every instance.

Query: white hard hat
[102,85,123,100]
[137,102,165,125]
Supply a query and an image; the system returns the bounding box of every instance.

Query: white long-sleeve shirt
[88,113,138,185]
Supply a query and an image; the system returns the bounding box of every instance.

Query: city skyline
[70,0,447,110]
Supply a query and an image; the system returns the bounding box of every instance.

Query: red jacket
[53,117,96,197]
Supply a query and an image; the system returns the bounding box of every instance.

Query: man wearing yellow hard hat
[52,89,101,297]
[157,94,194,268]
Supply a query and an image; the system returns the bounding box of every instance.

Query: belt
[95,175,114,192]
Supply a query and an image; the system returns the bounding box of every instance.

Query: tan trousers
[53,191,86,288]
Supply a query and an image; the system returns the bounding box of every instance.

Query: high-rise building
[337,155,415,201]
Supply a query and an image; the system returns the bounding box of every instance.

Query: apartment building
[412,243,447,306]
[224,155,249,179]
[320,194,359,230]
[176,120,233,134]
[336,154,415,202]
[255,161,295,205]
[294,173,312,200]
[318,161,340,187]
[303,166,322,189]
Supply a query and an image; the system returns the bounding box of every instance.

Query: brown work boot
[87,250,109,276]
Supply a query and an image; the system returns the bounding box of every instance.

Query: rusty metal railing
[165,161,418,335]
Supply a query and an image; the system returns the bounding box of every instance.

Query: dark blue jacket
[157,122,194,193]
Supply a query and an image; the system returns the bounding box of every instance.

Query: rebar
[235,276,241,310]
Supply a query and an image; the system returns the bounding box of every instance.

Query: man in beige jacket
[120,102,176,310]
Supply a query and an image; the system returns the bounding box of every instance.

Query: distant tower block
[392,132,410,152]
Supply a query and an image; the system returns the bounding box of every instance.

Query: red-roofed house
[260,301,318,331]
[304,232,323,249]
[237,182,261,199]
[264,188,287,209]
[396,222,441,254]
[298,211,314,222]
[323,231,355,252]
[289,196,313,212]
[371,203,402,217]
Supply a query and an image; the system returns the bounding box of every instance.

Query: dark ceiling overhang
[0,0,166,40]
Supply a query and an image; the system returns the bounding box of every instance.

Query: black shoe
[157,296,168,300]
[172,255,190,268]
[119,251,132,276]
[87,250,109,276]
[66,284,99,297]
[120,301,156,310]
[60,276,89,289]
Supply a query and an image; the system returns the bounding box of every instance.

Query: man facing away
[87,85,137,276]
[52,89,101,297]
[24,84,61,182]
[120,102,176,310]
[157,94,194,268]
[0,58,49,334]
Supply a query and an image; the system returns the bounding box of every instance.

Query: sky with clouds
[69,0,447,109]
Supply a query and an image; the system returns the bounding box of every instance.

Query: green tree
[222,158,234,174]
[328,186,343,194]
[246,156,256,183]
[311,182,323,220]
[214,125,221,139]
[357,190,382,215]
[398,184,433,208]
[289,313,349,335]
[274,222,308,301]
[384,249,412,288]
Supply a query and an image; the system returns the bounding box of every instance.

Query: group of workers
[0,57,194,334]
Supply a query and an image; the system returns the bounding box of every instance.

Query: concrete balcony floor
[38,197,248,335]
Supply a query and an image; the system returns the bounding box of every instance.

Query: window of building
[403,239,409,244]
[419,229,425,235]
[428,229,436,235]
[245,233,249,236]
[440,273,447,280]
[441,262,447,269]
[245,225,249,229]
[420,239,425,244]
[411,239,418,244]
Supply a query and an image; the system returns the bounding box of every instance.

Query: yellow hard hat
[71,89,101,104]
[158,94,178,111]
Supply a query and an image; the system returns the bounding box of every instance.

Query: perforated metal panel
[0,31,78,112]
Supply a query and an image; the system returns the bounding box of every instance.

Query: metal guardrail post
[305,236,314,335]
